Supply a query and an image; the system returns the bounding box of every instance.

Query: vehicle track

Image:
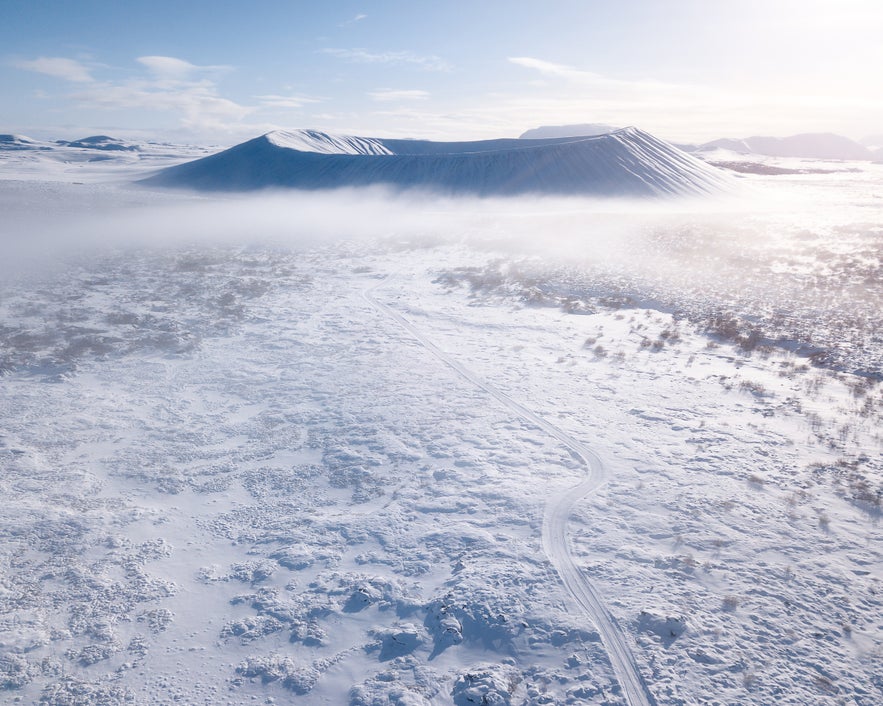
[363,275,656,706]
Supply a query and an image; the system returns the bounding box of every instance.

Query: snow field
[0,159,881,704]
[379,258,881,704]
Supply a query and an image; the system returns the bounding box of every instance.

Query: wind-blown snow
[144,127,732,197]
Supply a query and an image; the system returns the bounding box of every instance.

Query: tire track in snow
[363,276,656,706]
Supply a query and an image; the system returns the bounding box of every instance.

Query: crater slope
[143,127,730,197]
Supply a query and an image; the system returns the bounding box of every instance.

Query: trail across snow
[363,275,656,706]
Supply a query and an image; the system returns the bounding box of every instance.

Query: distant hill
[142,127,730,197]
[858,134,883,161]
[859,134,883,150]
[61,135,140,152]
[0,134,51,151]
[519,124,618,139]
[699,133,872,161]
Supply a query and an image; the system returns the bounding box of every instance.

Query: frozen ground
[0,146,881,705]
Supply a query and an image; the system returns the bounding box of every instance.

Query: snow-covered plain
[0,142,881,705]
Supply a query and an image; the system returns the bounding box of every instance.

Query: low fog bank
[1,179,879,374]
[0,179,770,270]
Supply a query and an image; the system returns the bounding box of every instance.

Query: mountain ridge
[697,132,873,161]
[143,127,730,197]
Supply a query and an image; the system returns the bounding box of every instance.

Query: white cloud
[14,57,93,83]
[368,89,430,102]
[340,13,367,26]
[508,56,688,95]
[322,48,450,71]
[137,55,231,79]
[42,55,252,134]
[257,94,324,109]
[74,81,254,129]
[508,57,598,81]
[504,56,742,139]
[502,55,883,141]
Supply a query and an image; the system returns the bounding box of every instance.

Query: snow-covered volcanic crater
[143,127,730,197]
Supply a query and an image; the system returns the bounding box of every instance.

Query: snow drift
[142,127,730,197]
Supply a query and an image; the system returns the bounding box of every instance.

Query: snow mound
[451,664,518,706]
[637,610,688,646]
[371,623,424,661]
[237,654,319,694]
[143,127,730,197]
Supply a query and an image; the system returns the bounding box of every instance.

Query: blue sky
[2,0,881,144]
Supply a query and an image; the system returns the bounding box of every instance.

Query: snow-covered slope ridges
[266,129,393,155]
[144,127,731,196]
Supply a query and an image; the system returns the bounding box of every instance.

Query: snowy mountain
[0,133,52,150]
[144,127,731,196]
[519,123,619,139]
[60,135,141,152]
[0,135,215,182]
[698,133,873,160]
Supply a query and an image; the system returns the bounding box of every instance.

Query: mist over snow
[0,140,881,705]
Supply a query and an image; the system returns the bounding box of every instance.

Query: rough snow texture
[144,127,731,197]
[0,147,881,705]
